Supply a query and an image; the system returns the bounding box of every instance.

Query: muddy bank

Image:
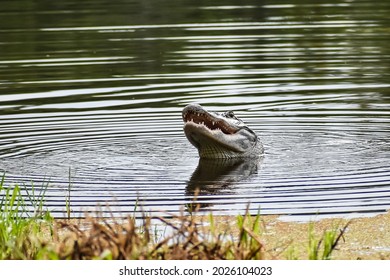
[195,212,390,259]
[57,211,390,260]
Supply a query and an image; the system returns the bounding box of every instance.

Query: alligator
[182,104,264,159]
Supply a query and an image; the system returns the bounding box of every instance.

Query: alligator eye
[225,111,235,118]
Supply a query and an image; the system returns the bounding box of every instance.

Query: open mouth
[182,109,238,135]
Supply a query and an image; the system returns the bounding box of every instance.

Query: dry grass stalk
[46,209,266,260]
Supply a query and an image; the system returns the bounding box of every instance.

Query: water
[0,0,389,219]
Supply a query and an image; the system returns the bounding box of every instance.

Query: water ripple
[0,0,389,219]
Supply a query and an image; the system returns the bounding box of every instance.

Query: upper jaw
[182,104,243,135]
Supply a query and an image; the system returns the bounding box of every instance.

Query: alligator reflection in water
[186,158,262,210]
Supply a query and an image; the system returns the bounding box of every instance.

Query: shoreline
[57,211,390,260]
[192,212,390,259]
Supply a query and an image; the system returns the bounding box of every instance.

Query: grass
[307,221,351,260]
[0,175,53,259]
[66,167,73,220]
[0,176,350,260]
[42,209,266,260]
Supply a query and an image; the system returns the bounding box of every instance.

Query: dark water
[1,0,389,219]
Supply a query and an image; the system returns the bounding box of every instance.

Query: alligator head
[182,104,263,159]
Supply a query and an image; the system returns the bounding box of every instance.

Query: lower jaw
[199,148,241,159]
